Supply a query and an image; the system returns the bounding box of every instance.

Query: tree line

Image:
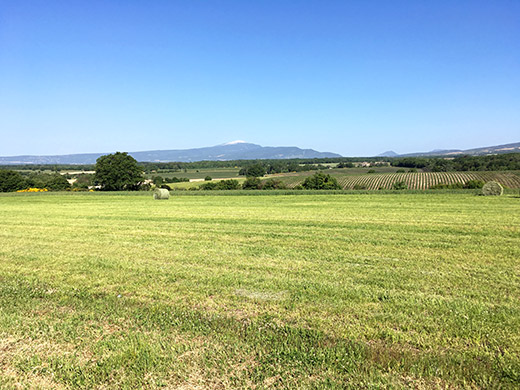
[392,153,520,171]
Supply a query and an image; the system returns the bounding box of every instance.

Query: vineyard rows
[278,171,520,190]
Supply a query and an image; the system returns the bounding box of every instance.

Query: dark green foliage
[45,174,71,191]
[242,177,263,190]
[408,168,418,173]
[465,180,485,189]
[0,170,27,192]
[216,180,241,190]
[169,177,190,183]
[204,176,212,181]
[396,169,406,173]
[393,153,520,172]
[242,177,287,190]
[301,172,342,190]
[353,184,367,190]
[337,162,354,168]
[367,169,376,173]
[392,181,408,190]
[199,182,218,190]
[24,173,71,191]
[200,180,241,190]
[152,176,164,186]
[238,163,266,177]
[160,184,171,190]
[261,179,286,190]
[430,180,486,190]
[94,152,144,191]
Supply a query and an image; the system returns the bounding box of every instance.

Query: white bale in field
[482,181,503,196]
[153,188,170,200]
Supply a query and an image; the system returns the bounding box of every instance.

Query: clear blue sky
[1,1,519,156]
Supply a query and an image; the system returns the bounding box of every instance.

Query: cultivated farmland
[275,170,520,190]
[0,192,519,388]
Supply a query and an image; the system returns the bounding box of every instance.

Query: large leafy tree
[94,152,143,191]
[301,172,341,190]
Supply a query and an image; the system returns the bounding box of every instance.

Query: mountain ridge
[379,142,520,157]
[0,142,341,165]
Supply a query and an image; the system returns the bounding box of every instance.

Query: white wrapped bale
[153,188,170,200]
[481,181,503,196]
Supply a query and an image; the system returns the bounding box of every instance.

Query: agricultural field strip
[279,171,520,190]
[0,193,519,388]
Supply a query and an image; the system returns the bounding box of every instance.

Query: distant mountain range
[1,140,518,165]
[377,142,520,158]
[0,141,341,165]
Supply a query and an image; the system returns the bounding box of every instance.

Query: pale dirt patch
[235,288,287,301]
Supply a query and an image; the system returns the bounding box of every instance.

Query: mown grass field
[0,192,519,389]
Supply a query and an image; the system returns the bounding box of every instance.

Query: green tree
[239,163,265,177]
[242,177,262,189]
[261,178,286,190]
[94,152,143,191]
[152,176,164,186]
[301,172,341,190]
[392,181,408,190]
[46,174,71,191]
[0,170,27,192]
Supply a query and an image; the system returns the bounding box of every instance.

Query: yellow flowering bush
[16,188,48,193]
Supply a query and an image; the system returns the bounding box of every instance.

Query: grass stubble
[0,192,519,389]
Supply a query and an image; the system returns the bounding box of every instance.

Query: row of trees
[0,152,143,192]
[197,173,341,191]
[392,154,520,171]
[0,170,71,192]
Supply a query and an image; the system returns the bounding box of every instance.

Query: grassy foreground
[0,192,519,389]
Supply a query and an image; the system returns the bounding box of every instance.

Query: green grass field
[147,167,241,181]
[0,192,519,388]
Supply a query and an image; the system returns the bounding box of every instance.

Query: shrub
[169,177,189,183]
[449,182,464,190]
[199,182,218,190]
[301,172,341,190]
[408,168,417,173]
[482,181,503,196]
[396,169,406,173]
[217,180,241,190]
[204,176,212,181]
[464,180,484,189]
[392,181,408,190]
[45,174,71,191]
[261,179,286,190]
[200,180,241,190]
[367,169,376,174]
[242,177,262,190]
[353,184,367,190]
[430,183,449,189]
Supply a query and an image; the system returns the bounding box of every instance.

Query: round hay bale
[481,181,503,196]
[153,188,170,200]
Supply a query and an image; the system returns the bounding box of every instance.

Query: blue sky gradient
[1,1,519,156]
